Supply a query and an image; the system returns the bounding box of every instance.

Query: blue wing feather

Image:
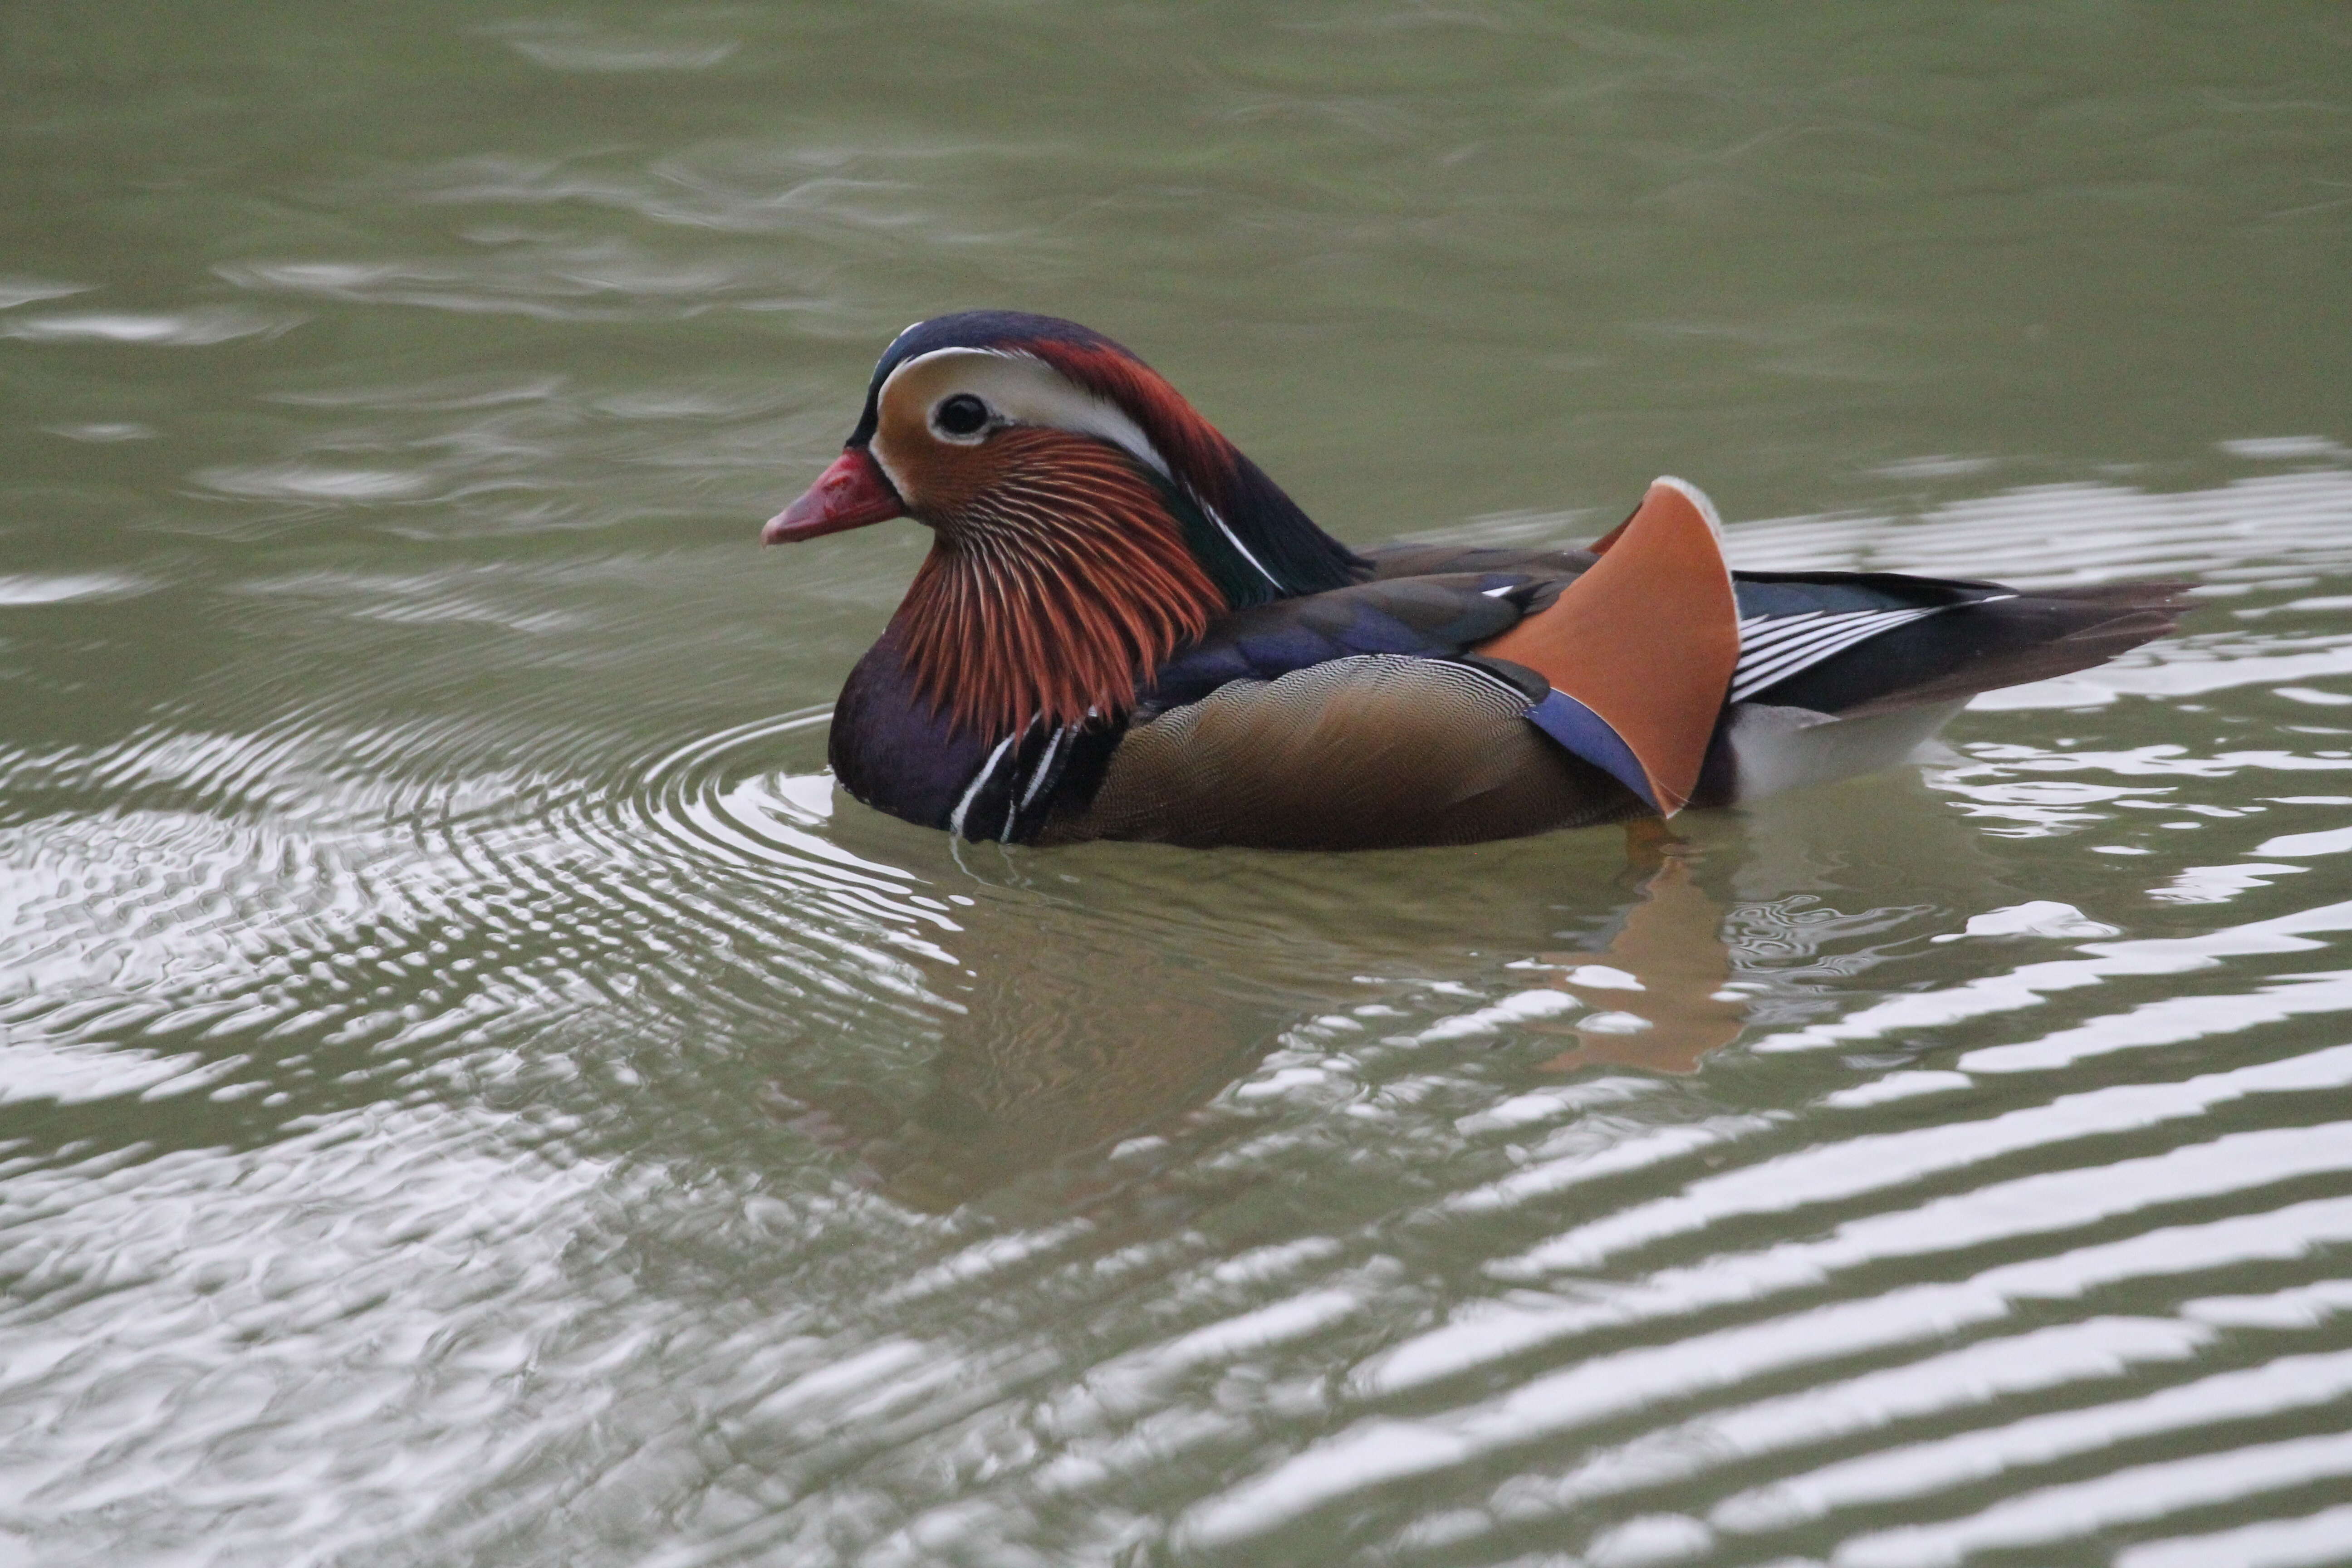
[1137,573,1543,717]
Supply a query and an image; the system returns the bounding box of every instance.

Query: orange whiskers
[894,430,1225,737]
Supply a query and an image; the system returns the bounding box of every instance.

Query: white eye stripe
[876,347,1173,478]
[869,346,1289,591]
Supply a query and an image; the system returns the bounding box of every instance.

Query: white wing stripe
[1729,605,1949,702]
[1735,608,1940,685]
[1732,617,1930,699]
[1737,613,1837,657]
[1740,611,1921,674]
[1739,620,1867,670]
[1739,606,1918,654]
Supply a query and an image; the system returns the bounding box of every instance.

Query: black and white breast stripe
[946,732,1019,840]
[1729,600,2007,704]
[947,717,1089,842]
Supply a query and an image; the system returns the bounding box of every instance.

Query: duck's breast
[828,629,996,833]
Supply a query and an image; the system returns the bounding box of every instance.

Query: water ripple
[9,214,2352,1568]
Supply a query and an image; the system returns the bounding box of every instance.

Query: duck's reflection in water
[764,896,1254,1210]
[1526,825,1749,1076]
[768,819,1756,1210]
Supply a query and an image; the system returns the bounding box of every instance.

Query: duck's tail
[1473,475,2195,815]
[1817,581,2194,718]
[1692,578,2194,806]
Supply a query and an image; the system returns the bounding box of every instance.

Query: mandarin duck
[764,311,2186,851]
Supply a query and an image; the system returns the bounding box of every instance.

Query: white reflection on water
[0,308,299,345]
[0,277,96,310]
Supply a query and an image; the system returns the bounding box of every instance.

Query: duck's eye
[932,393,990,438]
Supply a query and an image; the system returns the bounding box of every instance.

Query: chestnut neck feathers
[895,428,1225,738]
[860,312,1367,740]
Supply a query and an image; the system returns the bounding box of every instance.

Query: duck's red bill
[763,448,904,544]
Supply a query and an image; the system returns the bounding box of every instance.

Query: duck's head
[765,311,1365,735]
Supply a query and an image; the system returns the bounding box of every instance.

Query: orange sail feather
[1475,478,1740,814]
